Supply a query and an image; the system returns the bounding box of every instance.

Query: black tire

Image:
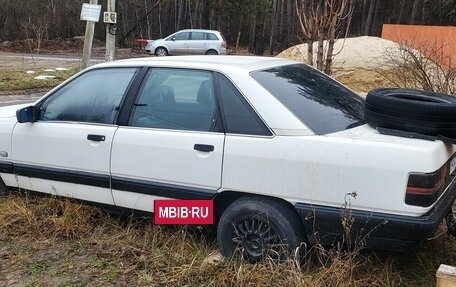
[0,178,7,197]
[155,47,168,56]
[205,49,218,55]
[365,88,456,138]
[217,196,306,263]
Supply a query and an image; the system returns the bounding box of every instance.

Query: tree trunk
[235,15,242,53]
[202,0,209,29]
[188,0,193,28]
[279,0,284,37]
[144,0,151,39]
[372,0,381,35]
[397,0,407,24]
[269,0,277,55]
[307,38,314,66]
[158,1,162,38]
[361,0,367,28]
[316,27,324,71]
[249,17,256,53]
[177,0,184,30]
[410,0,420,24]
[325,15,337,75]
[363,0,375,35]
[421,0,428,24]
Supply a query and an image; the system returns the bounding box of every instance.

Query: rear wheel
[155,47,168,56]
[0,178,7,197]
[205,49,218,55]
[217,196,306,262]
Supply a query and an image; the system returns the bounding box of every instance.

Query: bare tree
[296,0,354,74]
[380,39,456,95]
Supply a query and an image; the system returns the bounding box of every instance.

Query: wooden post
[81,0,98,69]
[105,0,116,61]
[436,264,456,287]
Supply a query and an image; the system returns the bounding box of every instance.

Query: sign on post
[80,3,102,22]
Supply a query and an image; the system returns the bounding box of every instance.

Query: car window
[39,68,137,124]
[251,64,365,135]
[206,33,219,40]
[191,32,205,40]
[218,74,271,136]
[172,32,189,41]
[130,68,218,132]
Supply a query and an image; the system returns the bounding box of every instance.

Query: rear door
[111,68,224,212]
[188,31,207,54]
[12,68,138,204]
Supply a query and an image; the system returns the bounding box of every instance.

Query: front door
[12,67,139,205]
[167,31,190,55]
[111,68,224,212]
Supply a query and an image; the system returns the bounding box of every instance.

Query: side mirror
[16,106,37,123]
[171,36,176,41]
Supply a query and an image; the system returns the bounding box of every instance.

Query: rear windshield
[251,64,365,135]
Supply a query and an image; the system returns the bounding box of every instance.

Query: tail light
[406,157,455,207]
[221,41,226,48]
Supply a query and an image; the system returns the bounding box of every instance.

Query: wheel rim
[232,218,280,261]
[156,48,167,56]
[206,50,217,55]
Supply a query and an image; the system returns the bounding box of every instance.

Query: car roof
[93,56,299,73]
[175,29,222,34]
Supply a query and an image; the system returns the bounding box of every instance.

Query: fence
[381,24,456,68]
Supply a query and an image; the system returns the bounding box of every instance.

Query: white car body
[2,56,456,250]
[145,29,227,56]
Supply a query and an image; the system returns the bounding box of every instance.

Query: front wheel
[155,47,168,56]
[217,196,306,262]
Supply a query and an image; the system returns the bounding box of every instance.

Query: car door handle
[194,144,214,152]
[87,134,106,142]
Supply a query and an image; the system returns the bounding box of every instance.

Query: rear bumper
[294,176,456,251]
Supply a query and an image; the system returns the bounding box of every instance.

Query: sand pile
[277,36,402,69]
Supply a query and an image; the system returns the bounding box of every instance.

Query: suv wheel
[217,196,306,262]
[155,47,168,56]
[205,49,218,55]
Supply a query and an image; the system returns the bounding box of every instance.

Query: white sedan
[1,56,456,262]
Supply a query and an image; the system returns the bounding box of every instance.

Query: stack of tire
[364,88,456,140]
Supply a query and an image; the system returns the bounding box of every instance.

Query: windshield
[251,64,365,135]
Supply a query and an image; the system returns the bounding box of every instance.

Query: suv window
[39,68,137,124]
[130,68,219,132]
[218,74,271,136]
[171,32,189,41]
[251,64,365,135]
[207,33,219,40]
[191,32,205,40]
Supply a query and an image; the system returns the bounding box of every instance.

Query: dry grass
[0,68,77,92]
[1,192,456,286]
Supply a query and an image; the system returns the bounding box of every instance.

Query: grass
[1,192,456,286]
[0,68,78,92]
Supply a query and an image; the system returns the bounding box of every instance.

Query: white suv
[145,29,227,56]
[3,56,456,262]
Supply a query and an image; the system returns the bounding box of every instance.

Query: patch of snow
[34,75,56,80]
[55,67,69,71]
[25,71,35,74]
[44,69,55,72]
